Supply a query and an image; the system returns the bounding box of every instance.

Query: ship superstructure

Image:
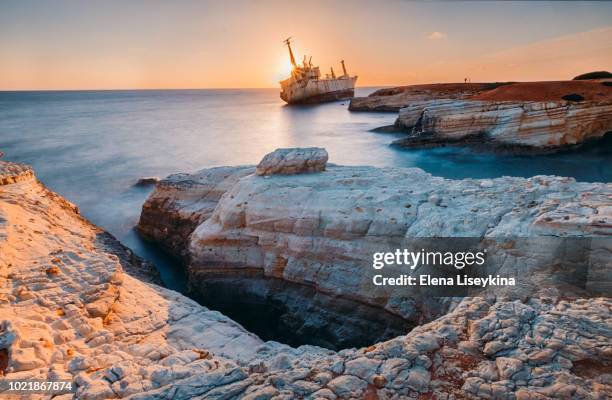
[279,38,357,104]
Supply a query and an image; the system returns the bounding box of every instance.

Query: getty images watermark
[371,248,516,287]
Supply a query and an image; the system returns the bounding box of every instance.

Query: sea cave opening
[186,270,419,351]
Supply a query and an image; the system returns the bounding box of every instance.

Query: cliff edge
[136,149,612,399]
[1,159,610,399]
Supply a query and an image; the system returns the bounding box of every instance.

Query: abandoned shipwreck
[279,38,357,104]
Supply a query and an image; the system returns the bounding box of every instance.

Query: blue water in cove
[1,88,610,290]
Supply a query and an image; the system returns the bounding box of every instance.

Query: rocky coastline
[351,80,612,153]
[348,83,510,112]
[137,149,611,398]
[2,154,611,399]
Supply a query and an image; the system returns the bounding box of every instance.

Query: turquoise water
[1,88,610,289]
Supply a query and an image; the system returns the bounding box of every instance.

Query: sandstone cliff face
[0,162,268,398]
[348,83,506,112]
[394,99,612,151]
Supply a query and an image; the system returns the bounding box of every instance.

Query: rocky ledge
[0,161,270,398]
[136,148,611,398]
[383,81,612,152]
[0,161,35,185]
[1,158,610,399]
[348,83,510,112]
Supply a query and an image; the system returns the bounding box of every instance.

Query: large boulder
[256,147,328,176]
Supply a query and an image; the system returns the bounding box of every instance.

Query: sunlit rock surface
[0,161,35,185]
[2,161,611,398]
[0,163,266,398]
[348,83,505,112]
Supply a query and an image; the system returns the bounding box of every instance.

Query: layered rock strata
[137,149,611,397]
[2,160,611,399]
[394,99,612,151]
[360,81,612,152]
[139,150,611,315]
[0,162,35,185]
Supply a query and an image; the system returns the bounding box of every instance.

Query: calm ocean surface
[1,88,610,289]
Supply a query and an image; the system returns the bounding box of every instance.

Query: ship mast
[284,37,297,68]
[341,60,348,76]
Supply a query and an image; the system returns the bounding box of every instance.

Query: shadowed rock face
[137,166,254,259]
[2,160,611,398]
[187,270,415,350]
[573,71,612,80]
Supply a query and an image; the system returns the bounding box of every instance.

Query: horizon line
[0,82,599,94]
[0,86,382,92]
[0,78,585,92]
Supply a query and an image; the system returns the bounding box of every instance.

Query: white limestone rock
[2,161,611,399]
[395,99,612,151]
[256,147,328,176]
[139,154,611,324]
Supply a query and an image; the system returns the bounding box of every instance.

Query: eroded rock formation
[0,161,35,185]
[136,149,611,397]
[2,160,611,398]
[381,81,612,152]
[394,98,612,151]
[0,162,266,398]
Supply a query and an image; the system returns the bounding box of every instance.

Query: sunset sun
[274,56,294,83]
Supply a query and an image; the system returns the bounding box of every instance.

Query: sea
[1,88,610,290]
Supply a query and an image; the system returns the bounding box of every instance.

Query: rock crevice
[1,159,610,398]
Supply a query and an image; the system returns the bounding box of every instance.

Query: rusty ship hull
[280,76,357,104]
[279,38,357,105]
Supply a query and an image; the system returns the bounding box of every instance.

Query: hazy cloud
[428,31,448,40]
[422,27,612,82]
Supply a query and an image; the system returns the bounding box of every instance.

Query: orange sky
[1,1,611,90]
